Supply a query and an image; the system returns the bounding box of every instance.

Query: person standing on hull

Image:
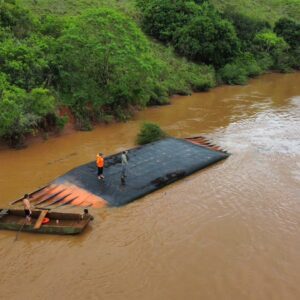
[121,151,128,185]
[121,151,128,177]
[96,152,105,180]
[22,194,32,223]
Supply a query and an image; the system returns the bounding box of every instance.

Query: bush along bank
[1,0,299,147]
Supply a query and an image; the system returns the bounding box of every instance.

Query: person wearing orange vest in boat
[96,152,105,180]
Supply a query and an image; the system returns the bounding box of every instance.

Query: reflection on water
[0,73,300,300]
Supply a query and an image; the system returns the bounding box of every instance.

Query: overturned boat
[0,208,92,235]
[9,136,229,209]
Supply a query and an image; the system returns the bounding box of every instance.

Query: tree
[57,8,164,126]
[0,34,52,90]
[0,85,56,147]
[0,0,37,38]
[174,3,240,67]
[253,31,288,53]
[274,18,300,49]
[253,31,290,71]
[137,0,200,42]
[222,9,271,49]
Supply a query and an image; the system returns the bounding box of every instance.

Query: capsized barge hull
[10,137,229,208]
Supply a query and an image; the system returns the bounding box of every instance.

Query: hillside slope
[19,0,300,22]
[212,0,300,23]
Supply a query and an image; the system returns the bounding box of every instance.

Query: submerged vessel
[9,136,229,209]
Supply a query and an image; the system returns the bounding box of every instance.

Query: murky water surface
[0,73,299,300]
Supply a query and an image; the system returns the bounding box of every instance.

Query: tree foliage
[0,83,56,147]
[139,1,240,68]
[0,1,61,147]
[174,3,240,67]
[56,8,165,127]
[0,0,37,38]
[274,18,300,48]
[137,0,200,42]
[222,8,271,49]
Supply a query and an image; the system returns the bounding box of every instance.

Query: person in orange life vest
[96,152,105,179]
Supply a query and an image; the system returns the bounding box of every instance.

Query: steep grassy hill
[18,0,300,22]
[212,0,300,23]
[17,0,137,16]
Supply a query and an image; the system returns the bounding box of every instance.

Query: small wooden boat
[0,208,92,235]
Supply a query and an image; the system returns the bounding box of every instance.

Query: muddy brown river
[0,73,299,300]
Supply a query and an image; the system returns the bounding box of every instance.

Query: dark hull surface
[9,137,230,208]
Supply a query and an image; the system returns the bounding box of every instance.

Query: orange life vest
[96,155,104,167]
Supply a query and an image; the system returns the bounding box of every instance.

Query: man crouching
[23,194,32,223]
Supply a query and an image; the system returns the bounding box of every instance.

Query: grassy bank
[18,0,300,21]
[212,0,300,23]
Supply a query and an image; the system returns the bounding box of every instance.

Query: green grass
[17,0,137,17]
[19,0,300,23]
[212,0,300,23]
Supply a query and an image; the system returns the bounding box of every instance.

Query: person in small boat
[82,209,94,220]
[96,152,105,180]
[23,194,32,222]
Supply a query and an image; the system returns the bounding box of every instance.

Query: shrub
[0,86,57,147]
[218,53,262,85]
[290,47,300,69]
[236,53,262,77]
[253,31,288,53]
[149,44,216,97]
[137,0,200,42]
[222,9,271,49]
[218,63,248,85]
[274,18,300,49]
[137,122,167,145]
[253,30,292,71]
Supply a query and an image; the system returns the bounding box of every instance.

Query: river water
[0,73,299,300]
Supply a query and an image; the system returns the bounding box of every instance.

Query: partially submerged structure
[10,137,229,209]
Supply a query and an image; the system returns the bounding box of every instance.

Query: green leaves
[137,122,167,145]
[254,31,288,53]
[0,85,56,145]
[56,8,164,124]
[139,0,240,68]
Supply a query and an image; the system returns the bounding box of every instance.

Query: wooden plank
[10,185,49,205]
[33,210,48,229]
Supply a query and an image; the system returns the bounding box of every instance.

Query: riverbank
[0,71,296,151]
[1,72,299,300]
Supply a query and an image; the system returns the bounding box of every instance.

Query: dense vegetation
[138,0,299,84]
[0,0,299,147]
